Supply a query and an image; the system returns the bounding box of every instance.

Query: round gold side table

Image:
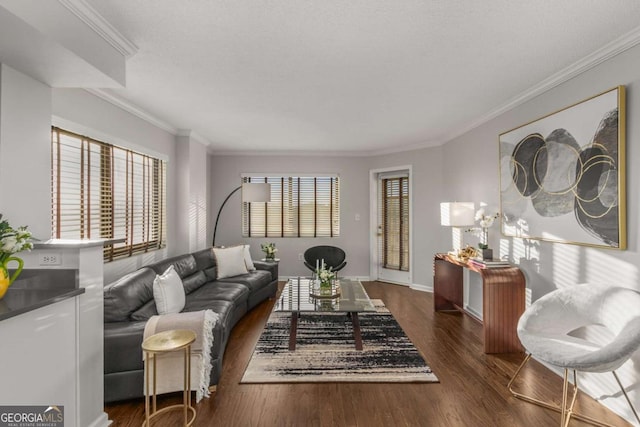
[142,329,197,427]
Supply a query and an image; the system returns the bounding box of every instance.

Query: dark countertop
[0,269,84,322]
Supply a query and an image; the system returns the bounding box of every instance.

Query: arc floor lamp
[212,182,271,246]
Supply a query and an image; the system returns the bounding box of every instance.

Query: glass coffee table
[274,277,376,351]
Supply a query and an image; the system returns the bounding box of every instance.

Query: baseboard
[464,305,483,321]
[374,279,410,286]
[410,283,432,293]
[86,412,111,427]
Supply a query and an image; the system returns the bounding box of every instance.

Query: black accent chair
[303,245,347,273]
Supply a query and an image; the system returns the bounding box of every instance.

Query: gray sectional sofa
[103,247,278,403]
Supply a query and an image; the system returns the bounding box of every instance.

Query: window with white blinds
[242,176,340,237]
[380,176,409,271]
[51,127,167,261]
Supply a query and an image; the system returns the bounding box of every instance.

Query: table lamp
[440,202,475,251]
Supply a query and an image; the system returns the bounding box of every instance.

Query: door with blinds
[377,172,411,285]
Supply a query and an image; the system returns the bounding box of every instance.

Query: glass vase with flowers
[261,242,277,261]
[313,259,338,297]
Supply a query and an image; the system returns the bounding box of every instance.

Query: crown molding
[58,0,138,58]
[209,148,366,157]
[85,88,177,134]
[434,24,640,147]
[366,139,442,156]
[176,129,211,146]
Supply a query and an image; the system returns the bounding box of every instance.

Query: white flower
[261,243,277,255]
[0,235,18,252]
[479,216,495,228]
[0,215,32,262]
[316,265,335,283]
[475,208,499,229]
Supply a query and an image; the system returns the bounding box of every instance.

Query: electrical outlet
[39,253,61,265]
[298,253,304,261]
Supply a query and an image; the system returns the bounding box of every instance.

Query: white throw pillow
[213,246,249,279]
[244,245,256,271]
[153,265,186,315]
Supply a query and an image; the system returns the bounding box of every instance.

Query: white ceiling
[84,0,640,154]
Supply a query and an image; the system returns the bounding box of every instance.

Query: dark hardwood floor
[105,281,631,426]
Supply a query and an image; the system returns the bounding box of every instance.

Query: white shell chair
[508,283,640,427]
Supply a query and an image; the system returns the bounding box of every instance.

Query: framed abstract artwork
[499,86,626,249]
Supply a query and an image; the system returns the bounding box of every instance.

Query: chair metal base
[508,353,640,427]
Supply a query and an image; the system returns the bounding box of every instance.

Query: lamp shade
[242,183,271,203]
[440,202,475,226]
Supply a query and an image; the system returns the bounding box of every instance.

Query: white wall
[0,64,52,239]
[175,133,209,254]
[209,149,445,287]
[209,154,370,278]
[440,43,640,424]
[0,65,109,427]
[52,88,179,283]
[367,147,446,289]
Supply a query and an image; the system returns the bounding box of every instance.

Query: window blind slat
[242,175,339,238]
[381,176,409,271]
[51,126,167,262]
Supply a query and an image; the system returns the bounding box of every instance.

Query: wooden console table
[433,253,525,353]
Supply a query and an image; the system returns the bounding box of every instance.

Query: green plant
[260,242,277,258]
[0,214,33,263]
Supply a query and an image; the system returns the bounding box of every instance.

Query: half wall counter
[0,239,118,427]
[0,269,83,321]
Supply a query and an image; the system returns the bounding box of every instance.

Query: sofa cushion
[152,265,185,315]
[182,270,208,294]
[217,270,272,293]
[192,248,217,280]
[104,321,146,373]
[148,254,197,279]
[213,246,248,278]
[104,267,157,322]
[130,299,158,321]
[187,281,249,305]
[183,296,233,321]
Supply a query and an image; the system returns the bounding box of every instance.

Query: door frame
[369,165,413,285]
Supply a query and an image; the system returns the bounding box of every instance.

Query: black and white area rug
[241,300,438,383]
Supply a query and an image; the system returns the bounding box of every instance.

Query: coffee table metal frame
[275,277,376,351]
